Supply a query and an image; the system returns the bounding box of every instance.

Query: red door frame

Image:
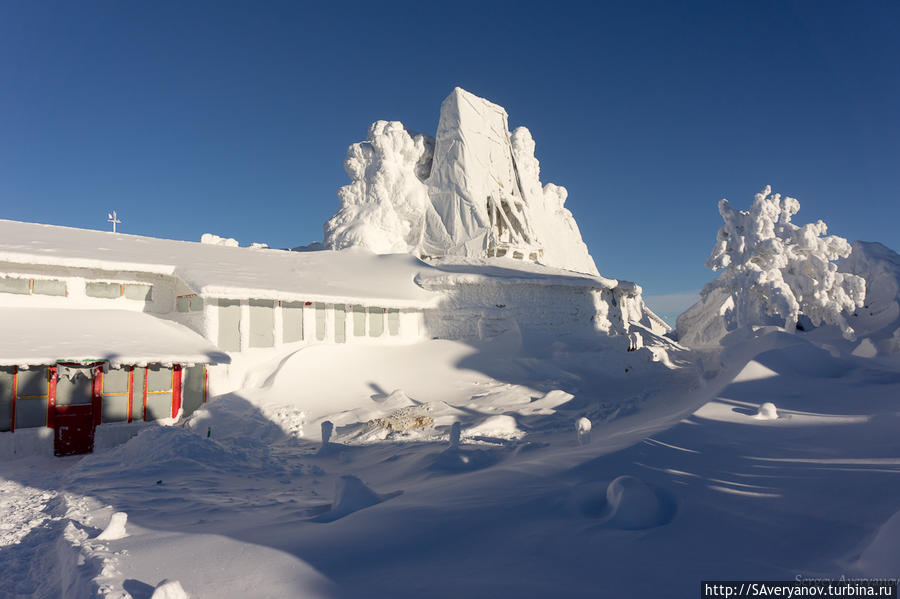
[172,364,183,418]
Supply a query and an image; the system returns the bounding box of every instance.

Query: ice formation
[678,187,866,346]
[324,88,599,275]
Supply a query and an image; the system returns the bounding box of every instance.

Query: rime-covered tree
[698,186,866,340]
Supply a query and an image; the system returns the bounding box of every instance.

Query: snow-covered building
[0,219,436,456]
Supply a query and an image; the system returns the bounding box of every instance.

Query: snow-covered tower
[423,88,541,262]
[325,87,599,276]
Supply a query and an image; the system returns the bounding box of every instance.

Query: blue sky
[1,1,898,312]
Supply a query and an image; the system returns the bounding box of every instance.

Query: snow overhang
[0,308,230,368]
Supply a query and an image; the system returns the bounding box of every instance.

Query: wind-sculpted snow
[324,88,599,275]
[678,186,866,346]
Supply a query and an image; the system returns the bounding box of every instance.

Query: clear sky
[2,1,898,310]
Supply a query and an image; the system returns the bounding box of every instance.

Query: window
[15,367,49,429]
[217,299,242,352]
[352,305,366,336]
[0,276,67,296]
[387,308,400,336]
[86,281,152,301]
[0,367,14,432]
[368,307,384,337]
[101,368,130,423]
[315,303,327,341]
[334,304,346,343]
[145,365,173,420]
[182,365,206,418]
[282,301,303,343]
[86,282,121,298]
[177,294,203,313]
[249,300,275,348]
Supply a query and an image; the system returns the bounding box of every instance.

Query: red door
[54,404,95,456]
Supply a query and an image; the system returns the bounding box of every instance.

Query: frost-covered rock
[678,186,866,346]
[324,88,599,275]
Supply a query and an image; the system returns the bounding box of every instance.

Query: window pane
[182,365,205,417]
[387,309,400,336]
[32,279,66,296]
[177,296,190,312]
[249,299,275,348]
[334,304,346,343]
[16,367,48,397]
[124,284,152,301]
[368,307,384,337]
[282,302,303,343]
[218,299,241,352]
[352,305,366,336]
[86,282,121,298]
[55,373,93,406]
[103,368,129,394]
[190,296,204,312]
[0,277,30,295]
[147,366,172,392]
[315,303,327,341]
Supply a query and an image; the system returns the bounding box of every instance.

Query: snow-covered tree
[701,186,866,340]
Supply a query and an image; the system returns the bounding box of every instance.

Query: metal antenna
[107,210,121,233]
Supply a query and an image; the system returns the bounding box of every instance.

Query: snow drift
[324,88,598,275]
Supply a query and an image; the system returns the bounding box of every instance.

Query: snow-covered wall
[324,88,599,276]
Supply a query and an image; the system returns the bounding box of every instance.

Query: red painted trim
[142,368,148,421]
[127,367,134,423]
[203,366,208,403]
[305,301,311,306]
[10,367,17,433]
[47,366,57,429]
[172,365,182,418]
[92,368,103,427]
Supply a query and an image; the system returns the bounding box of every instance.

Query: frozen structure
[678,187,867,347]
[325,87,599,275]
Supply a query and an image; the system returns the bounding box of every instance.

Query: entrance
[53,365,98,456]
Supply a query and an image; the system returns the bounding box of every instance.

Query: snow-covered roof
[0,220,439,308]
[417,257,630,292]
[0,308,229,367]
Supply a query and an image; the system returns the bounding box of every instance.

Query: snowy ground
[1,332,899,598]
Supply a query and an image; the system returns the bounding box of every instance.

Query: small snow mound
[606,475,672,530]
[376,389,420,410]
[851,338,878,358]
[755,402,779,420]
[151,579,190,599]
[96,512,127,541]
[200,233,238,247]
[464,415,523,440]
[315,476,399,522]
[576,417,592,446]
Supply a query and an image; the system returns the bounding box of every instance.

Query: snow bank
[323,88,599,275]
[464,415,522,440]
[151,579,190,599]
[315,475,399,523]
[96,512,128,541]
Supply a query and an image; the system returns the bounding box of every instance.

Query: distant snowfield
[2,329,899,598]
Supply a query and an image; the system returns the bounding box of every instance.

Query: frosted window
[334,305,346,343]
[101,368,130,423]
[315,303,327,341]
[86,282,121,298]
[124,284,152,301]
[249,299,275,348]
[218,299,241,352]
[55,373,93,406]
[103,368,129,394]
[387,309,400,336]
[282,302,303,343]
[190,296,204,311]
[176,296,190,312]
[368,307,384,337]
[145,365,172,420]
[182,365,205,417]
[0,277,30,295]
[15,367,48,428]
[352,305,366,336]
[32,279,66,296]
